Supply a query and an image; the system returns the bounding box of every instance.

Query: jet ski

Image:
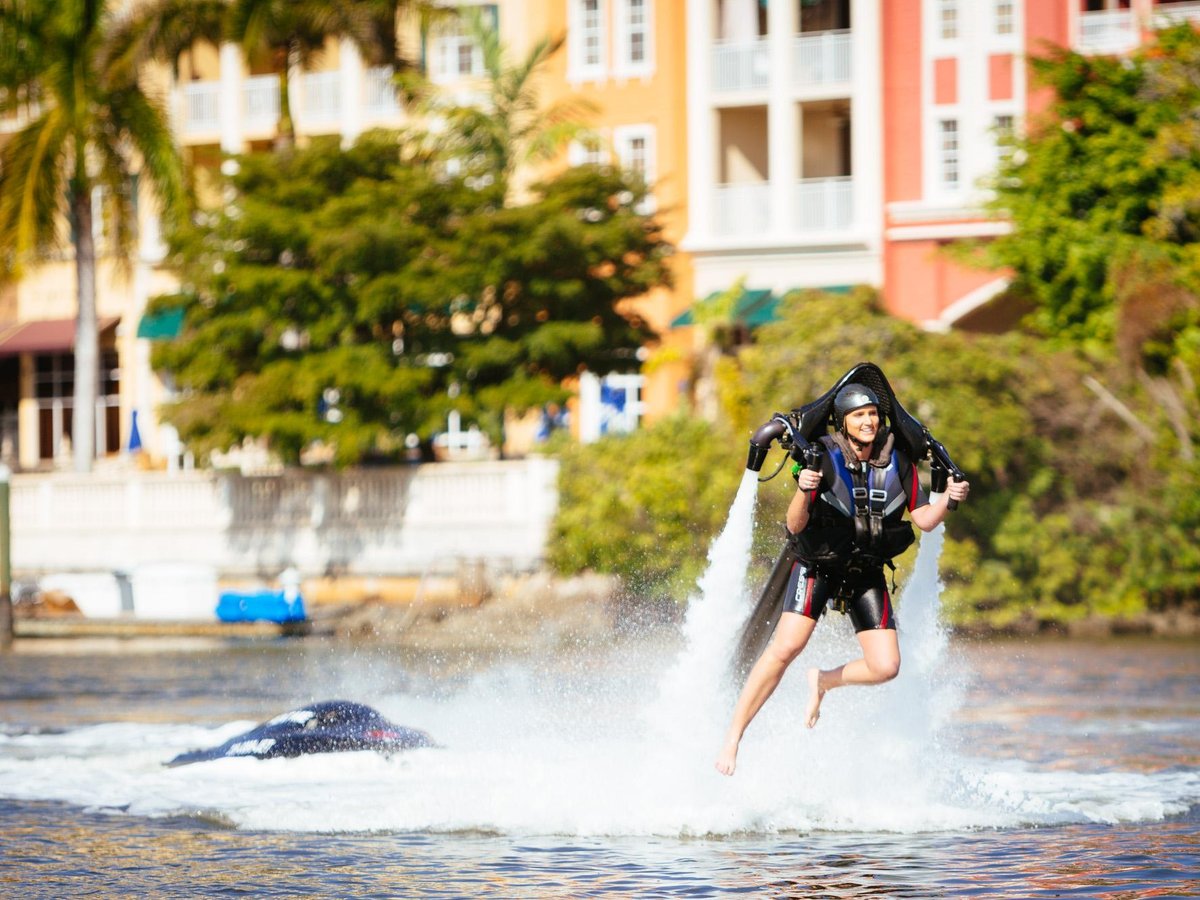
[166,700,435,767]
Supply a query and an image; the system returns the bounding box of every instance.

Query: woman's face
[844,405,880,444]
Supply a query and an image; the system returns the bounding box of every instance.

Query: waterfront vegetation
[555,288,1200,630]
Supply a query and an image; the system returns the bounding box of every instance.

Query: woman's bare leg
[806,629,901,728]
[715,612,817,776]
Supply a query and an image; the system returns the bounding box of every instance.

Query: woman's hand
[797,469,821,492]
[947,478,970,504]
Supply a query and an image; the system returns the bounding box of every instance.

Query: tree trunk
[71,182,98,473]
[275,44,296,151]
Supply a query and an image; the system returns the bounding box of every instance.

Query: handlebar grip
[947,474,962,511]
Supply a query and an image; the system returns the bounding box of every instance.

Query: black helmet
[834,383,880,427]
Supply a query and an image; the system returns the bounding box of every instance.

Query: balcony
[793,29,851,90]
[713,182,771,235]
[181,82,219,134]
[243,75,280,131]
[711,178,854,240]
[1154,1,1200,26]
[794,176,853,233]
[178,68,403,139]
[364,67,401,116]
[299,71,340,128]
[1077,9,1138,54]
[712,38,769,93]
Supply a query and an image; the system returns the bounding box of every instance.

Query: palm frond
[0,108,70,276]
[101,0,226,87]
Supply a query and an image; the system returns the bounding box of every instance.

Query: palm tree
[110,0,409,150]
[431,11,595,190]
[0,0,188,472]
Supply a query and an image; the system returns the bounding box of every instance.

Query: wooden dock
[14,617,310,639]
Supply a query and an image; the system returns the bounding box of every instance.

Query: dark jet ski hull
[167,700,434,767]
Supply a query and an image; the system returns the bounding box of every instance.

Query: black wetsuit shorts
[781,559,897,632]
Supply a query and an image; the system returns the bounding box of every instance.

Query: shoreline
[10,572,1200,647]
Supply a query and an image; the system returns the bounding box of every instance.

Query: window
[569,132,608,167]
[939,119,960,188]
[614,124,656,212]
[428,12,488,83]
[570,0,607,79]
[617,0,652,75]
[994,0,1014,35]
[938,0,958,40]
[993,114,1015,164]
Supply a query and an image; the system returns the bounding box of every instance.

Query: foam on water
[1,482,1198,835]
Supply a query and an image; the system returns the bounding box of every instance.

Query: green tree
[108,0,407,149]
[550,414,742,600]
[0,0,188,472]
[150,131,670,464]
[982,24,1200,348]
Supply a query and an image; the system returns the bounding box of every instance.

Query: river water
[1,481,1197,897]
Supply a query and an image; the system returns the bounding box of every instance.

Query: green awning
[136,308,185,340]
[670,288,774,328]
[671,284,858,329]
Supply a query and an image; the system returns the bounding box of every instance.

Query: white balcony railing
[1155,1,1200,26]
[182,82,219,133]
[244,74,280,129]
[364,66,400,116]
[1078,9,1138,54]
[794,176,853,233]
[793,29,852,89]
[712,38,770,92]
[300,71,340,126]
[713,182,771,235]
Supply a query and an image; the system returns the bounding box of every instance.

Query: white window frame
[428,12,486,85]
[568,0,608,82]
[937,117,960,191]
[613,123,657,212]
[991,110,1017,170]
[568,131,609,167]
[993,0,1015,36]
[614,0,654,79]
[937,0,959,40]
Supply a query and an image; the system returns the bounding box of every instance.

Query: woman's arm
[909,478,970,532]
[786,469,822,533]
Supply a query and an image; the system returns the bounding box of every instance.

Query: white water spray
[648,469,761,746]
[3,492,1198,834]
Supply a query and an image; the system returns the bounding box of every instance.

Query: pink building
[684,0,1197,333]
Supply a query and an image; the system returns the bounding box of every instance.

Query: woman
[715,383,969,777]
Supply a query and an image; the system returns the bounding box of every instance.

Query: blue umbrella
[127,409,143,453]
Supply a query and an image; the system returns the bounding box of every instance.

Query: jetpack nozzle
[746,418,789,472]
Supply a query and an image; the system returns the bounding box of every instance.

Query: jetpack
[731,362,966,679]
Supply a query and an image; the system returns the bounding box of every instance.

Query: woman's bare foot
[715,739,739,776]
[805,668,825,728]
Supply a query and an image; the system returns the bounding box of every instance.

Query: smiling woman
[716,365,971,777]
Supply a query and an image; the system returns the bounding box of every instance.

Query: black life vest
[790,436,917,567]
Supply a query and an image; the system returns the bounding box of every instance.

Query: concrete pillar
[686,0,716,243]
[339,39,364,147]
[767,0,797,235]
[219,42,243,154]
[850,0,882,248]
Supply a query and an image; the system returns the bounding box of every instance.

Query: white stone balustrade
[713,182,772,235]
[1078,9,1137,54]
[794,176,854,233]
[10,460,559,578]
[243,75,281,130]
[300,71,341,127]
[712,38,770,92]
[793,29,851,89]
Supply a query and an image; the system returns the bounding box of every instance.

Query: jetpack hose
[730,541,800,683]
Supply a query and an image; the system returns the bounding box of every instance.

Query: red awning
[0,317,119,356]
